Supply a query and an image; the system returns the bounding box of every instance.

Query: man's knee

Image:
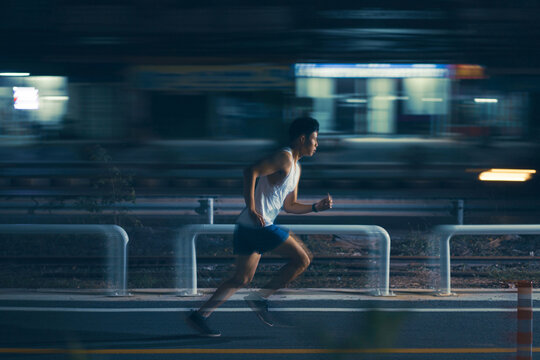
[295,251,311,270]
[302,253,311,269]
[305,248,314,262]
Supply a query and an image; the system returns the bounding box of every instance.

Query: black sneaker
[185,311,221,337]
[244,293,274,327]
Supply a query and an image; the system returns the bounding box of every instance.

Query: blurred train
[1,63,540,198]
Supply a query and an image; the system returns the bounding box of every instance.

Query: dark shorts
[233,224,290,255]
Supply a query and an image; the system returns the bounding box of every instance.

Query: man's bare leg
[197,252,261,318]
[258,233,312,298]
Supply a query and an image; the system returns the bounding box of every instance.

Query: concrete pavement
[0,288,538,360]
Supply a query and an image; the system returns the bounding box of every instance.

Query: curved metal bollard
[0,224,129,296]
[432,224,540,296]
[176,224,393,297]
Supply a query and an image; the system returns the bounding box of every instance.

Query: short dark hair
[289,117,319,142]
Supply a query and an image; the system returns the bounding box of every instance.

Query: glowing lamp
[478,169,536,182]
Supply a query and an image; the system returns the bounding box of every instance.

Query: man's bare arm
[283,166,333,214]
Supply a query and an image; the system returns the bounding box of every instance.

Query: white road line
[0,307,535,313]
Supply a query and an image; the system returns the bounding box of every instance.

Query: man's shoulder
[274,149,293,167]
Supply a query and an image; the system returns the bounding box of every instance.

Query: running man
[186,117,333,337]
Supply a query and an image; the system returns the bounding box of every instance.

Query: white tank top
[237,147,300,227]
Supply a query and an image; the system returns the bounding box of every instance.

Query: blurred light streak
[345,99,367,103]
[474,98,498,103]
[373,96,409,101]
[422,98,443,102]
[0,72,30,76]
[478,169,536,182]
[344,137,449,143]
[42,96,69,101]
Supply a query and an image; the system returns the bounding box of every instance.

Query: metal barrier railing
[432,224,540,295]
[0,224,129,296]
[175,224,393,297]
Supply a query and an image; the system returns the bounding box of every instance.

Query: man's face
[304,131,319,156]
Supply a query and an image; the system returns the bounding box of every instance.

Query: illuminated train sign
[295,64,484,79]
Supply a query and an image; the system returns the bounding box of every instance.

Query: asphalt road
[0,290,538,360]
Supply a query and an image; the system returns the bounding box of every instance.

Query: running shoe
[244,293,274,327]
[185,311,221,337]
